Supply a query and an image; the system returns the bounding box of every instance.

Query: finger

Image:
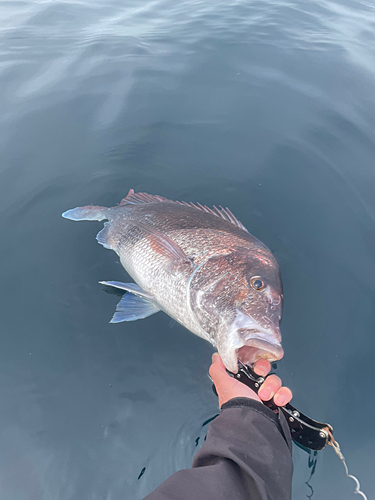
[209,353,232,386]
[209,352,226,374]
[253,359,271,377]
[209,355,244,407]
[209,353,250,406]
[273,386,293,407]
[258,375,282,401]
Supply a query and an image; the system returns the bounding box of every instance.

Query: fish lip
[236,334,284,366]
[222,311,283,372]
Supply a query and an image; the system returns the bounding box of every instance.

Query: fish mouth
[237,339,284,366]
[221,311,284,373]
[236,328,284,367]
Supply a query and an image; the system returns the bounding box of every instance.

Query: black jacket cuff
[221,397,292,451]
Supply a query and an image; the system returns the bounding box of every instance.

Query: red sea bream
[62,190,284,373]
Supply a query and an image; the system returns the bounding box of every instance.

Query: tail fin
[62,205,109,221]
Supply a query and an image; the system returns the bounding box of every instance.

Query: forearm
[143,398,293,500]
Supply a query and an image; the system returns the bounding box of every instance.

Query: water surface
[1,0,375,498]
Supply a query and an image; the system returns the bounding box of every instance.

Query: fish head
[215,252,284,373]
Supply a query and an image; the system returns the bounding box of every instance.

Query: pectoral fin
[133,221,192,267]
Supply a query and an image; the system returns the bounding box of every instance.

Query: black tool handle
[212,363,332,451]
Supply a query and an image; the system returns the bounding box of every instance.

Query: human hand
[209,353,293,408]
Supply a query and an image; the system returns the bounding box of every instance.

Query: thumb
[209,353,229,385]
[209,353,261,407]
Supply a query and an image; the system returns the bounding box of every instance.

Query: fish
[62,189,284,373]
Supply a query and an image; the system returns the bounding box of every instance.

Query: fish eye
[250,277,265,291]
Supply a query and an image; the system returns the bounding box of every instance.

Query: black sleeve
[143,398,293,500]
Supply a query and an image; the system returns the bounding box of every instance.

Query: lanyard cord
[326,429,368,500]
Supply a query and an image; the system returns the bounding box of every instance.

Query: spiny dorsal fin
[120,189,168,205]
[119,189,249,233]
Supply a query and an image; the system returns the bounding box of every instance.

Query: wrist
[221,397,279,425]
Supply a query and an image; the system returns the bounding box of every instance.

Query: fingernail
[275,396,287,407]
[212,353,219,362]
[259,389,271,401]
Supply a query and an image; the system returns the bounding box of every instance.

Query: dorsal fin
[119,189,249,233]
[119,189,169,205]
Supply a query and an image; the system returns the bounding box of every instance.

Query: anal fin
[110,293,161,323]
[100,281,161,323]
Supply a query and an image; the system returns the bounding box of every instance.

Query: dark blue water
[1,0,375,498]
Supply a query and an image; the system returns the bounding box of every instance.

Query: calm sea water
[1,0,375,498]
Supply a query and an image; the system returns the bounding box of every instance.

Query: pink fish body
[63,190,284,372]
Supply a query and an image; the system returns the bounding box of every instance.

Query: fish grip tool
[224,362,368,498]
[227,361,333,451]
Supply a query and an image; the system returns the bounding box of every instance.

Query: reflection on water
[0,0,375,498]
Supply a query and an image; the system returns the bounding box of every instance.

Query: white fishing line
[329,438,367,500]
